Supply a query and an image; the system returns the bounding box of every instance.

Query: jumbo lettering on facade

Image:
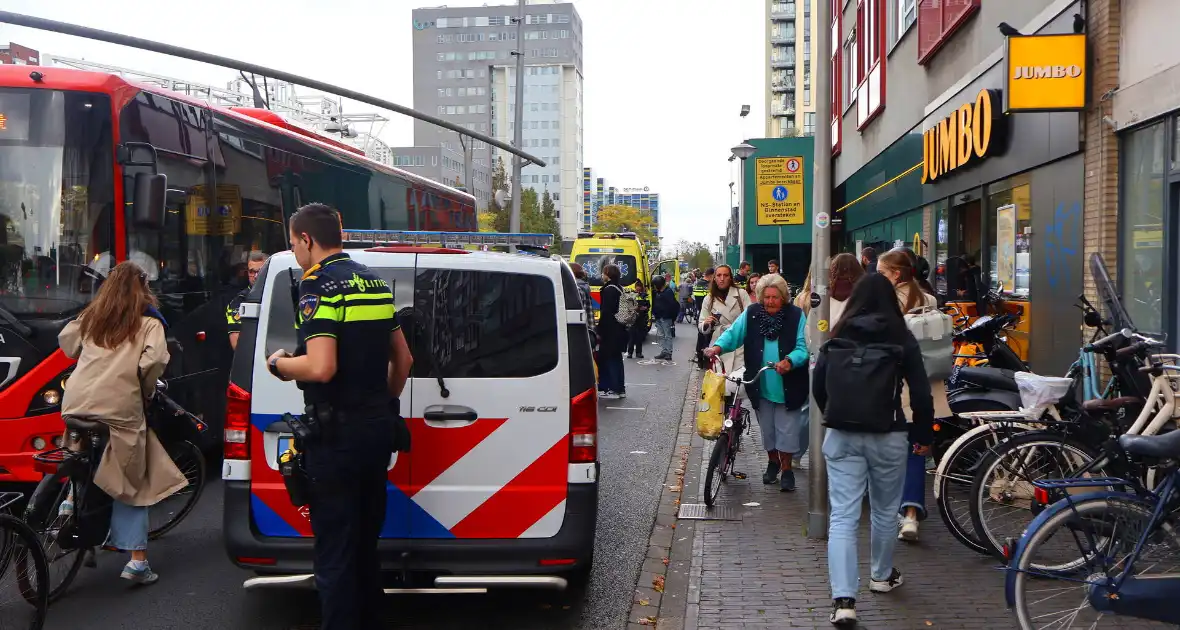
[1011,65,1083,80]
[921,89,1002,184]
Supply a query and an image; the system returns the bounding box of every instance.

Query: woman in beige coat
[698,264,751,374]
[58,261,186,585]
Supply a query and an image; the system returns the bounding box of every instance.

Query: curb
[626,367,701,629]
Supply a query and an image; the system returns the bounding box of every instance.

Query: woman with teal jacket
[704,273,809,491]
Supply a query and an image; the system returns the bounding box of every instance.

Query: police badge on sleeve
[299,294,320,322]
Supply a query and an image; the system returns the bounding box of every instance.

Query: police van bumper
[223,475,598,589]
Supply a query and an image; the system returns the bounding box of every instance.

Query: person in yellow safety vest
[734,261,751,289]
[692,268,713,315]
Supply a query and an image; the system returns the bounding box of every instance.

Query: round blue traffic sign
[772,186,788,201]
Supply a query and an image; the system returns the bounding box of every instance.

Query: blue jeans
[654,318,674,356]
[107,500,149,551]
[823,429,909,600]
[598,351,625,393]
[900,451,927,519]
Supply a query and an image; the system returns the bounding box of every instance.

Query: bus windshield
[0,89,114,317]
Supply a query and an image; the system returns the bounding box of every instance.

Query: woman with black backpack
[812,273,934,627]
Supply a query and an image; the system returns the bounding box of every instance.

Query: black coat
[597,281,628,355]
[651,287,680,321]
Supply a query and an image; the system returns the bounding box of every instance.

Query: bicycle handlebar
[726,363,777,385]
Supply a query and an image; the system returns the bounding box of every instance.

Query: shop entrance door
[946,197,983,300]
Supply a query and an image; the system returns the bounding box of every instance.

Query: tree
[486,156,510,232]
[593,205,657,246]
[519,188,560,245]
[672,239,714,271]
[477,211,499,233]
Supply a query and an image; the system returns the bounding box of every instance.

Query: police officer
[266,203,413,630]
[692,267,713,315]
[226,251,269,351]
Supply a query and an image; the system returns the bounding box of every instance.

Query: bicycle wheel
[23,475,85,604]
[934,422,1026,555]
[0,513,49,630]
[149,440,206,539]
[703,433,730,508]
[1011,495,1180,630]
[970,432,1106,564]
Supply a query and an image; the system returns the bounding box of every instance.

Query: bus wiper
[0,306,33,338]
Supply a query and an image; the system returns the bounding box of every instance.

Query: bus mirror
[132,172,167,228]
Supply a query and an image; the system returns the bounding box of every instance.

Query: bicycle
[1006,413,1180,628]
[703,362,775,508]
[22,380,207,602]
[0,492,49,630]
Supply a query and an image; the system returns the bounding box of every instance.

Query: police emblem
[233,311,241,322]
[299,294,320,321]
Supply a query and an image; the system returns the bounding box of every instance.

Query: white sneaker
[899,515,919,541]
[598,391,619,401]
[869,568,904,593]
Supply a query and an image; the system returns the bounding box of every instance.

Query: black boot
[762,459,780,484]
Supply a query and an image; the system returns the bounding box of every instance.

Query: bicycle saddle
[954,366,1019,392]
[64,416,109,435]
[1119,429,1180,459]
[1081,396,1141,413]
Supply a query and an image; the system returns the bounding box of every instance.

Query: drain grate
[677,503,742,521]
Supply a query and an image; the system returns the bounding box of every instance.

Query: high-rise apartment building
[410,1,584,240]
[765,1,816,138]
[581,167,660,237]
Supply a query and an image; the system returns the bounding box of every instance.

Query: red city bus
[0,64,477,484]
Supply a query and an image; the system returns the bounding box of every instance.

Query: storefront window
[932,200,949,296]
[986,175,1032,297]
[1121,121,1166,333]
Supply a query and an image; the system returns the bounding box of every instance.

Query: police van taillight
[224,383,251,460]
[569,388,597,463]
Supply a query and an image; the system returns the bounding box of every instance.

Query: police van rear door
[404,254,569,539]
[246,253,415,539]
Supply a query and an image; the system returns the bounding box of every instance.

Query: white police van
[222,230,599,592]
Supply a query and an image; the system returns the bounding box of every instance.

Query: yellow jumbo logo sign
[1005,33,1087,112]
[921,88,1002,184]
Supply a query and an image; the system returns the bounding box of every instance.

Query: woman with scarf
[703,274,809,491]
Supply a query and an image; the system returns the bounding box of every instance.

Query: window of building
[557,14,570,23]
[553,138,560,148]
[804,88,811,106]
[446,88,454,97]
[916,0,979,64]
[855,0,886,129]
[888,0,917,49]
[985,175,1032,298]
[438,105,446,115]
[541,139,550,147]
[432,155,438,166]
[553,175,560,184]
[559,30,569,38]
[530,121,539,129]
[1120,121,1167,334]
[553,156,560,165]
[542,175,550,184]
[831,0,843,156]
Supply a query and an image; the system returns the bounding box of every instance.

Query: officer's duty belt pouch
[278,449,311,507]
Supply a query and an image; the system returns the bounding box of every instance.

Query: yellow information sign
[756,156,805,226]
[185,184,243,236]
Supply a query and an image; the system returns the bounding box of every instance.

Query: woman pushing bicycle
[57,261,187,585]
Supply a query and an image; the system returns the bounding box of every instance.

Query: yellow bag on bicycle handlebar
[696,370,726,440]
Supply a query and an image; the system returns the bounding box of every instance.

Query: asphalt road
[41,324,697,630]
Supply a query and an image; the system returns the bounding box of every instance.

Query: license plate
[276,435,293,466]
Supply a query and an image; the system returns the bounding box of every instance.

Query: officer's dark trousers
[304,415,394,630]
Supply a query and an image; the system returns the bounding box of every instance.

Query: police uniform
[692,278,710,313]
[294,252,398,630]
[225,287,248,338]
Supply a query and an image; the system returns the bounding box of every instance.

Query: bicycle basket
[1015,372,1074,418]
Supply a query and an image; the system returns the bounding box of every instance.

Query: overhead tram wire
[0,10,546,169]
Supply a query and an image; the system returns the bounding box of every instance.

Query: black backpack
[819,338,904,433]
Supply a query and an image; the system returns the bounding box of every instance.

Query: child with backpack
[813,273,934,627]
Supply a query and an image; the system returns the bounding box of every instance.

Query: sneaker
[899,515,919,542]
[829,598,856,626]
[762,460,781,484]
[626,352,634,359]
[869,568,904,593]
[614,391,627,399]
[598,390,618,400]
[120,561,159,585]
[779,469,796,492]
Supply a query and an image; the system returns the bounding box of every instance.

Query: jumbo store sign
[920,88,1006,184]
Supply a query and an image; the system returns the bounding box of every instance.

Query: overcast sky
[1,0,764,250]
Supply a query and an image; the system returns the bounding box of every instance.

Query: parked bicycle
[0,492,49,630]
[22,379,207,602]
[703,362,775,508]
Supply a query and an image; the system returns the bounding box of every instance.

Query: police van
[222,230,599,592]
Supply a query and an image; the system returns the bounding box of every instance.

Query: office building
[411,2,584,238]
[0,43,39,65]
[390,146,493,207]
[581,167,660,236]
[765,1,816,137]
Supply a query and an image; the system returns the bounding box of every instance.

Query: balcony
[770,32,796,45]
[770,56,796,69]
[770,3,796,20]
[770,105,796,117]
[770,80,796,92]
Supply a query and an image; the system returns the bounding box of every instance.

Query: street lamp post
[730,142,757,264]
[807,0,834,540]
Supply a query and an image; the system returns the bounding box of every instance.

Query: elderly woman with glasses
[704,273,809,491]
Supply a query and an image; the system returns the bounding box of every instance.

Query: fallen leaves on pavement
[653,575,665,592]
